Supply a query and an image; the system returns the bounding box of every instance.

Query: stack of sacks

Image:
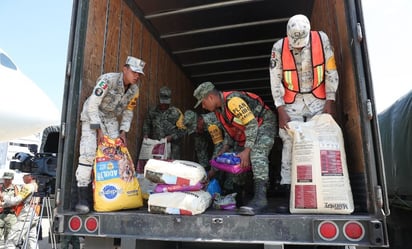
[144,159,212,215]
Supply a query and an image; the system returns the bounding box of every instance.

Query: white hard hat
[287,14,311,48]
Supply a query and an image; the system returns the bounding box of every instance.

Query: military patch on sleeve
[126,92,139,110]
[208,124,223,144]
[94,88,104,96]
[270,58,276,69]
[98,81,108,90]
[227,97,255,125]
[326,55,337,70]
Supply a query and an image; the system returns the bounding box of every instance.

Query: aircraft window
[0,53,17,70]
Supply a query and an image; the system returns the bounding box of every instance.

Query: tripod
[16,193,56,249]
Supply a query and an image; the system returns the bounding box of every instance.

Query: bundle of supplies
[212,192,237,210]
[93,136,143,212]
[288,114,354,214]
[209,152,251,174]
[144,159,207,185]
[145,159,211,215]
[148,190,212,215]
[137,138,171,173]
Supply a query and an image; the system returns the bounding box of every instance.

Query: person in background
[75,56,145,214]
[142,86,186,159]
[60,235,81,249]
[193,82,277,215]
[0,173,39,249]
[0,172,19,242]
[183,110,224,170]
[269,14,339,205]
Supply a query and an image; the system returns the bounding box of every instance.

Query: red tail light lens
[318,221,339,241]
[344,221,365,241]
[68,216,82,232]
[85,216,99,233]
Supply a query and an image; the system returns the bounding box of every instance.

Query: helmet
[287,14,311,48]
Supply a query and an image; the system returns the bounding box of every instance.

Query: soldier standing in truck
[75,56,145,214]
[142,86,186,159]
[193,81,276,215]
[269,14,339,206]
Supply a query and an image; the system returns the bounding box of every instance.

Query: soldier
[184,110,251,205]
[269,14,339,192]
[193,82,277,215]
[183,110,224,169]
[0,172,18,242]
[75,56,145,214]
[142,86,186,159]
[1,173,39,249]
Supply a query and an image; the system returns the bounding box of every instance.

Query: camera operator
[0,172,19,242]
[0,173,40,249]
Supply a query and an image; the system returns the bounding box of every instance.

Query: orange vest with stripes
[281,31,326,104]
[215,91,269,146]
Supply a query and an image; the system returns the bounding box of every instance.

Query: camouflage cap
[193,81,215,108]
[184,110,198,135]
[159,86,172,104]
[287,14,311,48]
[2,171,14,180]
[125,56,145,75]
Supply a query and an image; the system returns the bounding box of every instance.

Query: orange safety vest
[281,31,326,104]
[215,91,269,146]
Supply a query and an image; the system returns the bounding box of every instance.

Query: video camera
[9,126,59,197]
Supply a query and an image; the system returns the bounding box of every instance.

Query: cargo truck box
[54,0,389,248]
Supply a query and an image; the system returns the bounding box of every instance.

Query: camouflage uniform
[216,91,277,182]
[142,86,186,159]
[193,82,277,215]
[269,21,339,185]
[184,111,225,168]
[0,172,18,242]
[75,56,145,214]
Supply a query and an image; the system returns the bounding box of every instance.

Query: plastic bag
[206,178,221,197]
[213,192,237,210]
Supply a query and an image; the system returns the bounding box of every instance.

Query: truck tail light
[343,221,365,241]
[85,216,99,233]
[68,216,82,232]
[318,221,339,241]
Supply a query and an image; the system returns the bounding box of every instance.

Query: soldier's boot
[276,184,290,213]
[233,183,246,207]
[75,187,90,214]
[238,179,267,216]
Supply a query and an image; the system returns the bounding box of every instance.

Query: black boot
[275,184,290,213]
[238,179,267,216]
[75,186,90,214]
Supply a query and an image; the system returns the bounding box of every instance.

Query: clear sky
[0,0,411,114]
[0,0,73,112]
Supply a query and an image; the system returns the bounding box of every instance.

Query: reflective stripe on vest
[281,31,326,104]
[215,91,269,146]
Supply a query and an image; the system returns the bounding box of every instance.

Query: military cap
[193,81,215,108]
[159,86,172,104]
[2,171,14,180]
[125,56,146,75]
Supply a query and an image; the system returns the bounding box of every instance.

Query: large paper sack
[148,190,212,215]
[144,159,206,185]
[137,138,171,173]
[288,114,354,214]
[93,136,143,211]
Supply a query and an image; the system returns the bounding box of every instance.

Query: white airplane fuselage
[0,48,60,141]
